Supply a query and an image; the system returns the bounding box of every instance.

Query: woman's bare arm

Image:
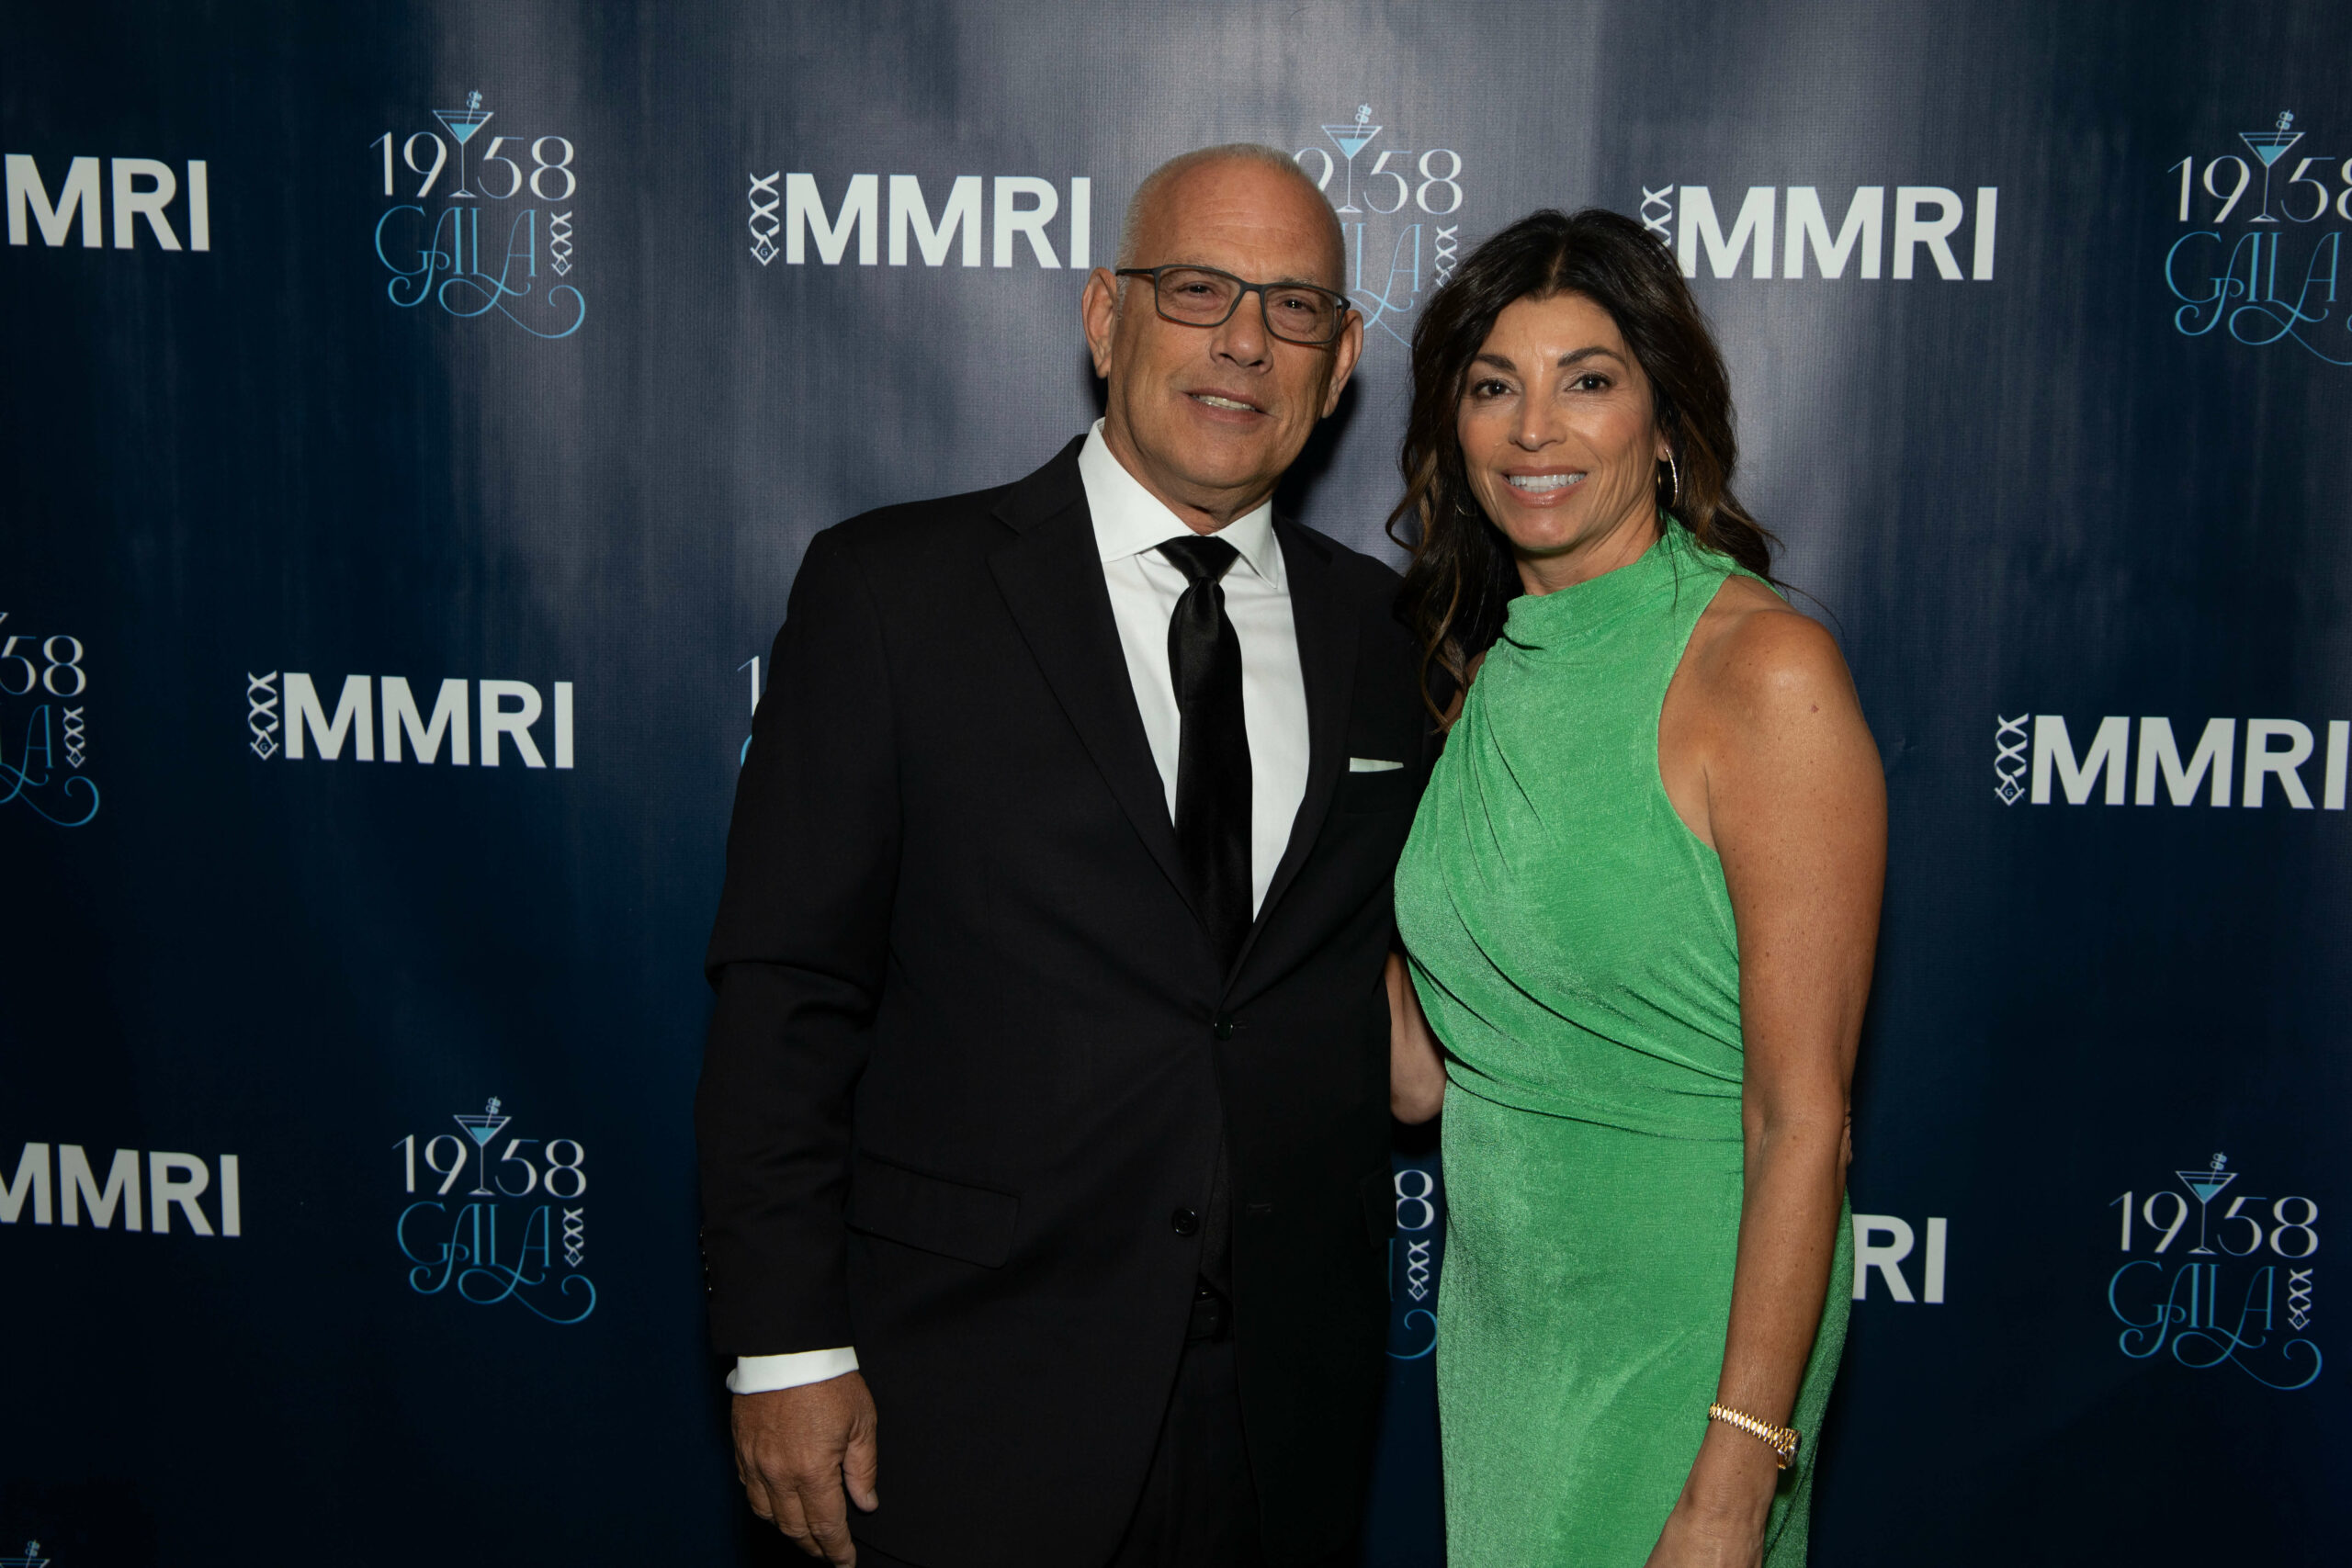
[1649,597,1885,1567]
[1392,649,1482,1125]
[1389,950,1447,1123]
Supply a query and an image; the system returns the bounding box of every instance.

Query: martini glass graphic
[2175,1155,2236,1255]
[454,1097,511,1197]
[2239,111,2301,223]
[433,90,494,199]
[1320,105,1383,215]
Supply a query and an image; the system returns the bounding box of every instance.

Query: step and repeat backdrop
[4,1,2346,1562]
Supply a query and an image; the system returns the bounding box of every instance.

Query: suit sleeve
[695,525,900,1356]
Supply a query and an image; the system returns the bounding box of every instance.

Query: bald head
[1080,141,1363,534]
[1116,143,1346,292]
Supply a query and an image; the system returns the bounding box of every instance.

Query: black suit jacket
[696,437,1430,1566]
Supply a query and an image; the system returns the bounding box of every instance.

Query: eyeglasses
[1114,265,1353,346]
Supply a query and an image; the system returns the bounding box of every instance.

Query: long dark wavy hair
[1388,208,1776,721]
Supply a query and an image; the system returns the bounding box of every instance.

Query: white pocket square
[1348,757,1404,773]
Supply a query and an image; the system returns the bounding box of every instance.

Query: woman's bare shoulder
[1689,577,1857,723]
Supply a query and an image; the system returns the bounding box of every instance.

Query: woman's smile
[1455,289,1668,591]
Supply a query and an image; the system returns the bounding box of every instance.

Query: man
[697,143,1429,1568]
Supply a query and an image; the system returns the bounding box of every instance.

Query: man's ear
[1320,310,1365,418]
[1081,268,1120,379]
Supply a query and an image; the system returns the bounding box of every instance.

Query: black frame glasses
[1114,264,1353,346]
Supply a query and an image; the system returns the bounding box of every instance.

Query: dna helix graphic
[246,671,280,759]
[562,1205,586,1268]
[547,209,573,276]
[1995,713,2030,804]
[1641,185,1676,243]
[1403,1237,1433,1302]
[1432,223,1460,288]
[2289,1267,2314,1331]
[61,705,85,769]
[748,171,782,265]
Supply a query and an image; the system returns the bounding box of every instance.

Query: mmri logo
[747,171,1091,269]
[3,1140,243,1237]
[1994,713,2349,809]
[1851,1213,1950,1304]
[6,152,210,251]
[244,671,575,769]
[1641,183,1996,281]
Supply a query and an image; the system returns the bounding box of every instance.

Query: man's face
[1082,160,1363,528]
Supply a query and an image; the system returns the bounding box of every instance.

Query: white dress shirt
[730,422,1311,1395]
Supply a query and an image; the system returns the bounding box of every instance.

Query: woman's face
[1455,290,1667,581]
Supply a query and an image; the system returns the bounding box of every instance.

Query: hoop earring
[1661,452,1681,513]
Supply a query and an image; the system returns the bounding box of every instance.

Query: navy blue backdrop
[4,2,2346,1562]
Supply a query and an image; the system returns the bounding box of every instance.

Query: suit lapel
[987,440,1204,932]
[1227,516,1356,987]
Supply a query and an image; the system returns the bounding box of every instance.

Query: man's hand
[732,1372,880,1563]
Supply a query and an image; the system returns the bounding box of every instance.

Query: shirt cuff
[728,1347,860,1394]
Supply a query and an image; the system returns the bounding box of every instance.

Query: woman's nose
[1512,402,1561,450]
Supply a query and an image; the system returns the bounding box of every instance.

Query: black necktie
[1156,535,1252,972]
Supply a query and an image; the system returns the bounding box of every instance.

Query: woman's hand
[1387,950,1446,1122]
[1642,1423,1779,1567]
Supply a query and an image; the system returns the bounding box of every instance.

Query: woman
[1385,209,1884,1566]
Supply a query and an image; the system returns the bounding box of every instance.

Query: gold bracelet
[1707,1403,1802,1470]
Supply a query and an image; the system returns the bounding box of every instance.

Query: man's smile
[1186,389,1267,416]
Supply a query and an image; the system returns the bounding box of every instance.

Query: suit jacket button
[1212,1015,1235,1040]
[1170,1207,1201,1236]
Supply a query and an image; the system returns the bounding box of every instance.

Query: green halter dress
[1395,521,1850,1566]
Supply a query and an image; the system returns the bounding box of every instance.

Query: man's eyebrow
[1157,263,1336,291]
[1227,270,1338,291]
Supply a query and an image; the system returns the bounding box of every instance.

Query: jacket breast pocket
[1336,764,1416,817]
[847,1153,1021,1269]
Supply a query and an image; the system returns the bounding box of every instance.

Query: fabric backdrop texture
[2,1,2344,1563]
